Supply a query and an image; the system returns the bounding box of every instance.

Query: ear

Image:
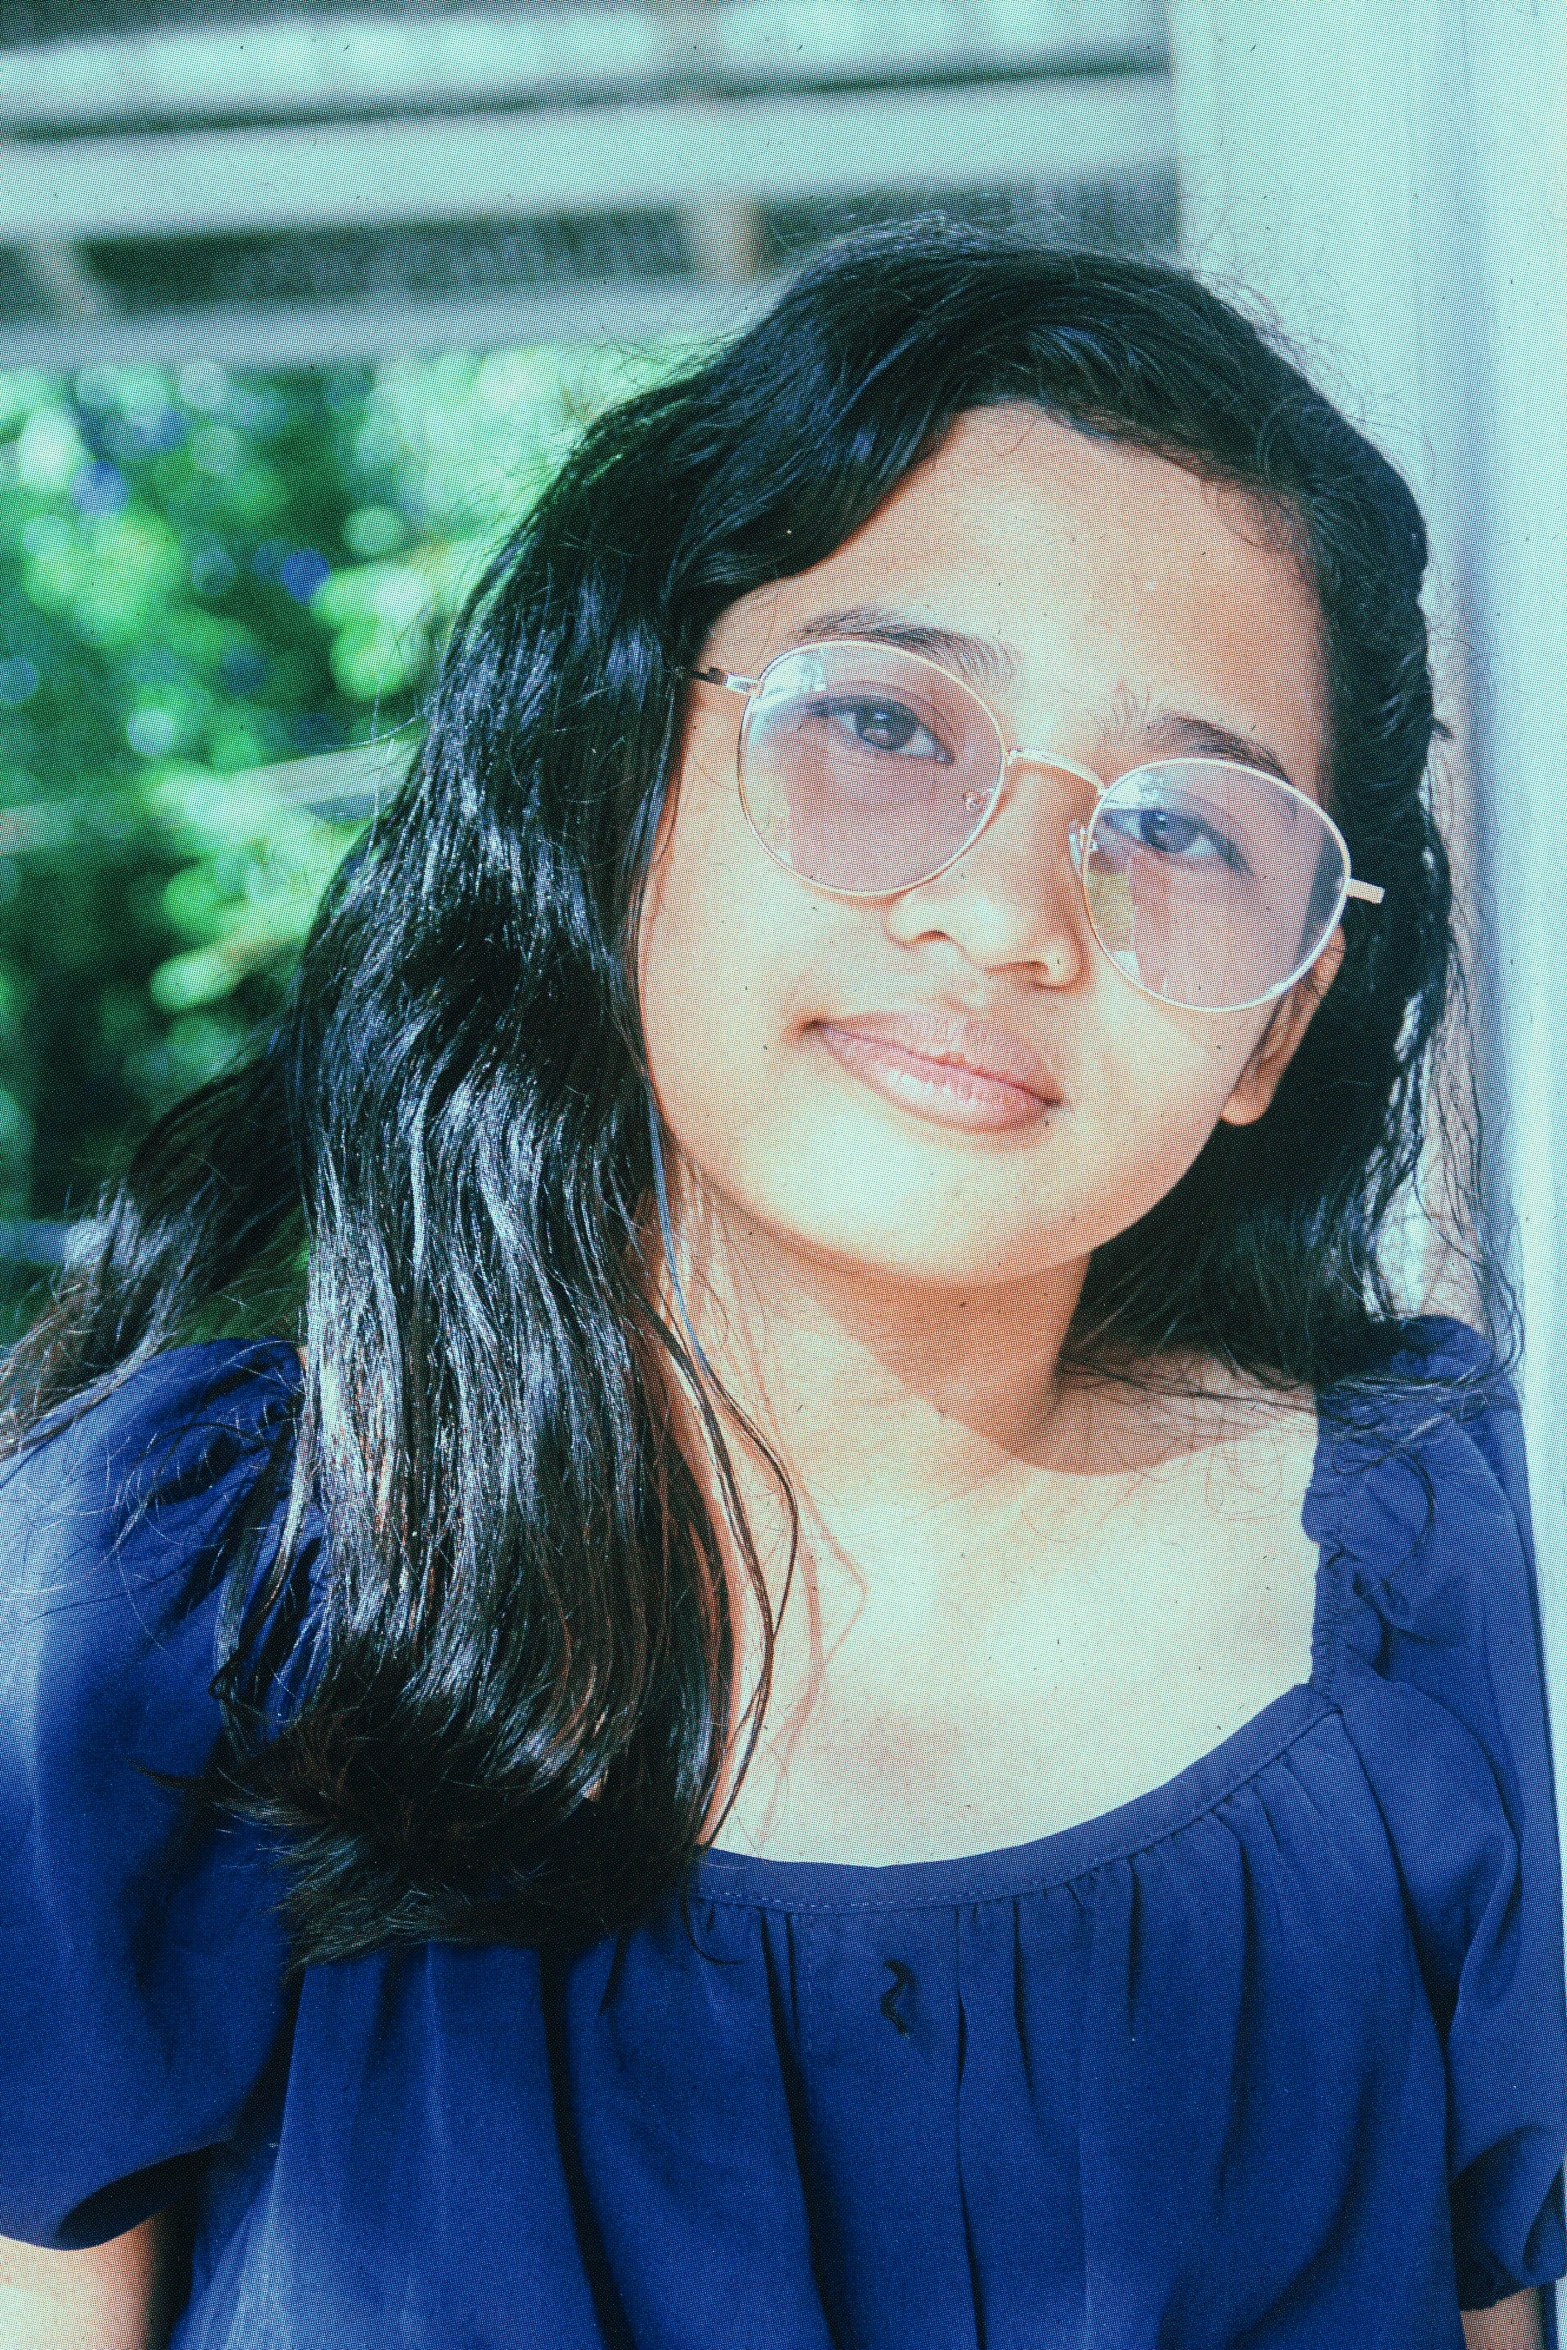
[1218,927,1345,1128]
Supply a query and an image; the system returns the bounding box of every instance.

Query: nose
[880,756,1095,984]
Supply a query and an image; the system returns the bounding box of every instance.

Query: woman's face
[639,405,1336,1294]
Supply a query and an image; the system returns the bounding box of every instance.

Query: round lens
[1081,759,1348,1010]
[737,642,1004,894]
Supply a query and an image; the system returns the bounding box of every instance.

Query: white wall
[1170,0,1567,2325]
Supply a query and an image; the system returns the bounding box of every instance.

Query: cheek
[639,789,816,1165]
[1087,1013,1262,1212]
[639,762,1274,1277]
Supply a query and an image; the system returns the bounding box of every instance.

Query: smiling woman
[0,226,1561,2350]
[647,412,1341,1296]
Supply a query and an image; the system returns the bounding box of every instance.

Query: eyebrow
[1134,708,1296,788]
[788,606,1021,694]
[785,613,1302,790]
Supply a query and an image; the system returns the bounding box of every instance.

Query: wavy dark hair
[0,224,1487,1961]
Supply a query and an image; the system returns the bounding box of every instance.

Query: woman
[0,227,1561,2349]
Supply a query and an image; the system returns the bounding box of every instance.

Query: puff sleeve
[1314,1318,1567,2310]
[0,1339,311,2248]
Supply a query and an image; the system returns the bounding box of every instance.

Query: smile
[812,1011,1062,1133]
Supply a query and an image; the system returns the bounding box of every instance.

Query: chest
[715,1409,1324,1864]
[230,1788,1438,2350]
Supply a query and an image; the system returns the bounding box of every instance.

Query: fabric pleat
[0,1324,1562,2348]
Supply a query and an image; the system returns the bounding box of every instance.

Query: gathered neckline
[223,1333,1458,1911]
[693,1682,1339,1910]
[693,1398,1348,1909]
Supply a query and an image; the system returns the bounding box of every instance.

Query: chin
[751,1193,1076,1292]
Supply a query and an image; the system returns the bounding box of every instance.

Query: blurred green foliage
[0,337,671,1279]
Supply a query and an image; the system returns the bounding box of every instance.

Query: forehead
[710,405,1329,793]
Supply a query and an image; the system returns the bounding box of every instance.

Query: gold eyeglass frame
[691,639,1385,1014]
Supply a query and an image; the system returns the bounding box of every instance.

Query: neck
[664,1191,1093,1580]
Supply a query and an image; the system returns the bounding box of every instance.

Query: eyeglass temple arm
[1345,878,1385,905]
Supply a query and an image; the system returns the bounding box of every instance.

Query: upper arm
[1324,1330,1567,2307]
[1461,2287,1545,2350]
[0,1346,305,2251]
[0,2211,178,2350]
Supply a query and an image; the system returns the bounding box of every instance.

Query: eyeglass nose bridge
[689,658,1389,975]
[960,743,1106,867]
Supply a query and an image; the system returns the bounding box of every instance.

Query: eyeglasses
[692,639,1384,1014]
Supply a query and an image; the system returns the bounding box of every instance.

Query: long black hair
[0,224,1484,1960]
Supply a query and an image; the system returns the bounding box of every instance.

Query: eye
[1098,802,1249,872]
[820,695,953,762]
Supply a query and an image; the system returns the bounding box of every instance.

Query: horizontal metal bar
[0,740,410,858]
[0,270,768,369]
[0,3,1167,133]
[0,1218,101,1267]
[0,76,1173,241]
[210,736,416,819]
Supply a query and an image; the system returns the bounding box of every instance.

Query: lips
[812,1008,1062,1131]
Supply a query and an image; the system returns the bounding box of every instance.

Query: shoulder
[1,1335,304,1554]
[1308,1316,1545,1751]
[0,1338,309,1768]
[1309,1313,1528,1570]
[1306,1328,1566,2301]
[0,1340,308,2247]
[5,1332,303,1488]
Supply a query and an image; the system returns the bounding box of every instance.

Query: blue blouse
[0,1323,1563,2349]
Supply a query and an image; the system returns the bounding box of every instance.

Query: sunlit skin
[637,406,1363,1850]
[636,416,1540,2349]
[0,410,1538,2350]
[646,408,1336,1316]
